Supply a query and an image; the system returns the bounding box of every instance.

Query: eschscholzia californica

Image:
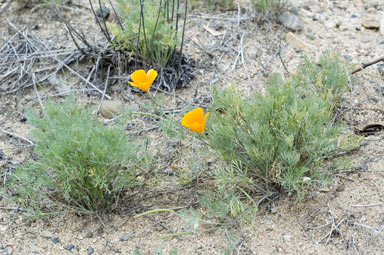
[129,69,158,92]
[181,107,209,133]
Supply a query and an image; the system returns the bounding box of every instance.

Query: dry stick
[0,206,26,212]
[88,0,110,43]
[151,0,163,52]
[239,33,254,90]
[0,128,35,145]
[279,39,290,74]
[54,57,111,99]
[98,0,111,42]
[350,202,384,208]
[32,73,44,110]
[0,0,12,16]
[139,0,150,60]
[177,0,187,73]
[108,0,124,31]
[351,55,384,74]
[96,65,111,115]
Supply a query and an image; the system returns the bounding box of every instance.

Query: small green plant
[2,96,145,215]
[107,0,182,66]
[189,0,234,10]
[203,53,355,216]
[252,0,285,14]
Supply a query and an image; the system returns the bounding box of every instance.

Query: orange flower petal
[181,108,209,133]
[147,69,158,82]
[129,69,158,92]
[131,70,148,83]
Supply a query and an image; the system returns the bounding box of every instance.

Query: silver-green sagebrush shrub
[204,54,355,216]
[2,96,144,215]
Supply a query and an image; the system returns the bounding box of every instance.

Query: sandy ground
[1,0,384,254]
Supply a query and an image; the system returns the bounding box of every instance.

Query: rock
[65,244,75,251]
[336,184,345,192]
[52,237,60,244]
[351,14,358,18]
[278,11,304,32]
[106,12,119,23]
[364,1,379,10]
[95,6,110,19]
[324,21,336,29]
[285,32,310,50]
[361,36,371,43]
[306,32,315,40]
[289,6,299,15]
[362,17,380,29]
[366,7,377,13]
[100,101,122,119]
[380,17,384,35]
[282,233,292,241]
[120,233,130,242]
[87,247,95,255]
[335,19,342,28]
[48,75,70,96]
[86,232,93,238]
[378,64,384,76]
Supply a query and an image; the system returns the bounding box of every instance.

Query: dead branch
[351,56,384,74]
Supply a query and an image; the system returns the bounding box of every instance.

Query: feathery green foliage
[252,0,286,13]
[203,53,355,216]
[2,96,144,215]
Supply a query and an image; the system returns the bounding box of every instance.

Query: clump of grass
[203,53,357,216]
[189,0,234,10]
[1,96,145,215]
[107,0,184,67]
[251,0,286,14]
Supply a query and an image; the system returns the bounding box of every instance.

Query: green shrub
[108,0,181,66]
[204,54,354,215]
[2,96,144,215]
[292,53,350,108]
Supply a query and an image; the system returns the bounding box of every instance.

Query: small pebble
[344,54,352,60]
[361,36,371,43]
[336,184,345,192]
[355,26,361,31]
[289,6,299,15]
[370,98,378,103]
[66,244,75,251]
[95,6,110,19]
[351,14,358,18]
[87,247,95,255]
[120,233,130,242]
[86,232,93,238]
[20,117,27,123]
[378,65,384,76]
[52,237,60,244]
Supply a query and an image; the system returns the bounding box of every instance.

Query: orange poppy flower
[181,107,209,133]
[129,69,158,92]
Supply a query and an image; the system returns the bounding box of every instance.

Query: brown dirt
[2,0,384,254]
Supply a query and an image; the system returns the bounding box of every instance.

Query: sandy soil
[1,0,384,254]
